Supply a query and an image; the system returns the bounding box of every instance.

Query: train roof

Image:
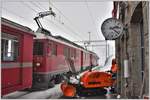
[1,17,35,36]
[1,18,98,57]
[55,36,99,58]
[55,36,85,49]
[36,33,98,55]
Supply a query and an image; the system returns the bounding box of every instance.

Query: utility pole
[83,32,91,50]
[88,31,91,44]
[106,40,108,59]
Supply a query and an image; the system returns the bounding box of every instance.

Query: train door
[90,54,92,66]
[33,39,45,72]
[1,32,21,88]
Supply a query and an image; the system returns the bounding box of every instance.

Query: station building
[112,1,149,99]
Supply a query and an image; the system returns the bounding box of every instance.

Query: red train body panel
[1,18,35,95]
[1,18,99,95]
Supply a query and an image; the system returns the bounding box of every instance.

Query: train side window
[74,49,76,59]
[76,50,79,58]
[71,49,74,58]
[68,48,70,58]
[64,47,68,57]
[52,44,57,56]
[33,41,44,55]
[47,42,52,56]
[1,33,19,61]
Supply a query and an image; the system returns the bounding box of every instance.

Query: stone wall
[115,1,149,98]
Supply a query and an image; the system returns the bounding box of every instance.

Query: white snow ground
[2,84,63,99]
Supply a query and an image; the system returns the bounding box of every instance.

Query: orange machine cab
[80,71,114,88]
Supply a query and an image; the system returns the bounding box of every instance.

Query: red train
[1,18,99,96]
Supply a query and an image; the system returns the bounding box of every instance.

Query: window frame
[33,40,44,56]
[1,32,20,62]
[52,42,57,56]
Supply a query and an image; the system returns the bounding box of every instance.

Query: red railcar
[81,51,91,71]
[1,18,35,95]
[90,51,99,66]
[32,33,90,89]
[32,38,70,89]
[1,18,99,95]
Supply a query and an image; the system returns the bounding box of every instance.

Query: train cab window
[1,33,19,61]
[33,41,44,55]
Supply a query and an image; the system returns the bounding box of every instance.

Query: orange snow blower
[60,71,115,97]
[61,82,76,97]
[61,58,118,97]
[80,71,114,88]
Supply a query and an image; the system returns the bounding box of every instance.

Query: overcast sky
[2,0,115,65]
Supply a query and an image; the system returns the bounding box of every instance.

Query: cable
[2,7,33,23]
[21,1,38,13]
[30,1,46,11]
[29,1,82,41]
[20,1,81,41]
[84,0,101,39]
[47,0,86,40]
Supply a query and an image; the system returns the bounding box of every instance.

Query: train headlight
[36,62,41,67]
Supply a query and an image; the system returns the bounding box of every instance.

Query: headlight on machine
[80,82,83,85]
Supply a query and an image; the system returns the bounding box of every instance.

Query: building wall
[115,1,149,98]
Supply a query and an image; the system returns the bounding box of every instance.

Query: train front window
[1,33,19,61]
[33,41,44,55]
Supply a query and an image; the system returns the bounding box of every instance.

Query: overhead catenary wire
[48,0,85,39]
[21,1,82,41]
[20,1,67,36]
[2,7,34,24]
[31,0,101,43]
[29,1,83,41]
[84,0,101,40]
[48,0,86,40]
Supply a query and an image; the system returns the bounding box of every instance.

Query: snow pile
[20,84,63,99]
[2,84,63,99]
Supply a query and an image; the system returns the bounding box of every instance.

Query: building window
[33,41,44,55]
[1,33,19,61]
